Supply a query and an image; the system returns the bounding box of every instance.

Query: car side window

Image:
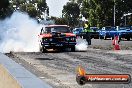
[46,28,52,33]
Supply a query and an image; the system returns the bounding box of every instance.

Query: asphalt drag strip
[6,49,132,88]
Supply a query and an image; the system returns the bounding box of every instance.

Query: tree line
[0,0,132,27]
[0,0,48,19]
[62,0,132,27]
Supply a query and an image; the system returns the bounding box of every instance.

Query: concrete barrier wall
[0,64,21,88]
[0,53,52,88]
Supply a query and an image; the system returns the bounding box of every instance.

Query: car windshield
[45,26,71,33]
[75,28,82,31]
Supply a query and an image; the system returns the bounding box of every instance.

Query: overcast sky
[46,0,69,17]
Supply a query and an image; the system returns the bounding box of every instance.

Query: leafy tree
[37,0,47,12]
[81,0,132,27]
[50,16,68,25]
[0,0,13,19]
[0,0,49,19]
[11,0,48,18]
[0,0,9,9]
[26,3,38,18]
[115,0,132,25]
[62,2,80,27]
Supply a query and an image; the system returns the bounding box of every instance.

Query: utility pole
[125,16,127,26]
[114,0,116,26]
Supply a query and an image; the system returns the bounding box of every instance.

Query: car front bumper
[42,42,76,49]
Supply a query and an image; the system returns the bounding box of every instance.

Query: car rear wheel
[99,36,103,39]
[127,37,130,41]
[71,46,75,52]
[57,47,65,52]
[111,36,114,40]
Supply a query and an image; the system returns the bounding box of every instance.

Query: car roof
[45,25,69,27]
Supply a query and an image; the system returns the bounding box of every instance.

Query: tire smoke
[76,37,88,51]
[0,11,41,53]
[0,11,88,53]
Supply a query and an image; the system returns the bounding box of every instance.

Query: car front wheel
[40,45,47,53]
[127,37,130,41]
[71,46,75,52]
[99,36,103,39]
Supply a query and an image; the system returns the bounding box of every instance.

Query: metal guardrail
[0,53,52,88]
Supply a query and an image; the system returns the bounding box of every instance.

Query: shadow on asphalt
[40,49,87,53]
[35,57,54,60]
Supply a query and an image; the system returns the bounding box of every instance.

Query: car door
[99,27,106,37]
[109,27,117,38]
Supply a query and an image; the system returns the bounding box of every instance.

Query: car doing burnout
[38,25,76,52]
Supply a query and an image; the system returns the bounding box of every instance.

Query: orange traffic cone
[113,36,120,50]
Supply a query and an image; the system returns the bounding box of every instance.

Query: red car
[38,25,76,52]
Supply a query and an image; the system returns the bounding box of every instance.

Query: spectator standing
[83,21,92,45]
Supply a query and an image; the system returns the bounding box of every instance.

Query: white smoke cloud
[0,11,88,53]
[0,11,41,53]
[75,37,88,51]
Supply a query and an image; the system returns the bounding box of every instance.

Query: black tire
[42,47,47,53]
[99,36,103,39]
[71,46,75,52]
[127,37,130,41]
[111,37,114,40]
[58,47,65,52]
[40,46,47,53]
[119,37,121,41]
